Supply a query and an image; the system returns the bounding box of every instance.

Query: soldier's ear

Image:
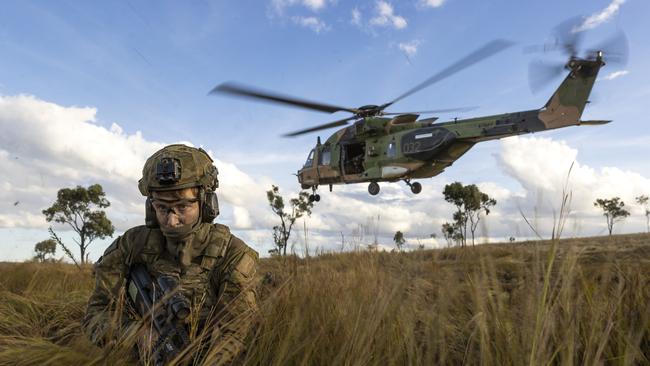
[145,197,159,228]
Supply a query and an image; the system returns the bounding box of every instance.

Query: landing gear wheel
[368,182,380,196]
[308,186,320,203]
[410,182,422,194]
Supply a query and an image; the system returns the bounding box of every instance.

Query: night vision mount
[156,157,182,184]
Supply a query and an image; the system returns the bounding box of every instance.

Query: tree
[451,211,467,245]
[42,184,115,266]
[635,195,649,233]
[267,185,314,256]
[393,231,405,251]
[442,182,496,246]
[441,222,463,247]
[593,197,630,236]
[443,182,467,245]
[33,239,56,262]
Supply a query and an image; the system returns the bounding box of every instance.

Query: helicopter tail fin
[537,58,603,130]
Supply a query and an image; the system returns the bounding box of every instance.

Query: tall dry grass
[1,234,649,365]
[0,262,103,365]
[246,235,650,366]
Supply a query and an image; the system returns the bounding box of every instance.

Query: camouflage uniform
[83,144,259,365]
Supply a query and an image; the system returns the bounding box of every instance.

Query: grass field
[1,233,649,365]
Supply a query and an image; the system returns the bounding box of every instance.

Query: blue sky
[1,0,649,261]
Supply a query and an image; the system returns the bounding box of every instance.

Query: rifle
[127,263,191,365]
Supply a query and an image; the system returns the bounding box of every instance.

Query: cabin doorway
[341,142,365,175]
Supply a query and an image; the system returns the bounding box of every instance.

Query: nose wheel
[308,186,321,202]
[404,179,422,194]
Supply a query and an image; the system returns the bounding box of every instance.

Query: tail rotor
[526,17,629,93]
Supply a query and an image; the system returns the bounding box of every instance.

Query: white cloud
[218,152,304,166]
[271,0,296,14]
[351,8,362,26]
[603,70,629,80]
[574,0,625,32]
[0,94,160,230]
[271,0,330,15]
[213,158,273,220]
[398,40,421,57]
[0,94,273,236]
[232,206,253,229]
[299,181,460,248]
[291,16,331,33]
[420,0,446,8]
[496,136,650,235]
[303,0,326,11]
[370,1,407,30]
[269,0,333,33]
[476,181,521,202]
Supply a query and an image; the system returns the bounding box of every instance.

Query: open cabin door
[340,141,366,178]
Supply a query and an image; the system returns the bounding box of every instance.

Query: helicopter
[212,20,627,202]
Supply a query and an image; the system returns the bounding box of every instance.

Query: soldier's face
[151,188,200,229]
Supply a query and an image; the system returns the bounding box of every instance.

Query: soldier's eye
[177,204,190,212]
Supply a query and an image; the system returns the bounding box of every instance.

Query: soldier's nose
[166,212,181,227]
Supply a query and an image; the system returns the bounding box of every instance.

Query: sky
[1,0,649,261]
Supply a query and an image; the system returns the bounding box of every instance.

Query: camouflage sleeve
[207,236,259,365]
[82,232,135,346]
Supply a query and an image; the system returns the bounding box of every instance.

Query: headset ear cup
[145,197,160,228]
[201,191,219,223]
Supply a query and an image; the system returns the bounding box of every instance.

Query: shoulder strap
[200,224,232,271]
[126,228,153,267]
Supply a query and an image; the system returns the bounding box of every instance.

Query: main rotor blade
[283,116,356,137]
[383,106,478,116]
[385,39,514,108]
[210,82,358,114]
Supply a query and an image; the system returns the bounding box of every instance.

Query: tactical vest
[125,223,233,319]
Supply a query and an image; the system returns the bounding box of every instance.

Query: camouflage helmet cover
[138,144,219,196]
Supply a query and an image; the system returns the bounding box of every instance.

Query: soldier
[83,144,259,365]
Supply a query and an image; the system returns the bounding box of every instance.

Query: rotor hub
[357,105,383,117]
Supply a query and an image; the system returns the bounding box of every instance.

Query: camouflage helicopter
[212,20,626,201]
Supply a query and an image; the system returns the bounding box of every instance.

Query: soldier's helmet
[139,144,218,195]
[139,144,219,226]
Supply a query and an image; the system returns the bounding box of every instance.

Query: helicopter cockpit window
[304,149,315,168]
[387,141,396,158]
[319,146,331,166]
